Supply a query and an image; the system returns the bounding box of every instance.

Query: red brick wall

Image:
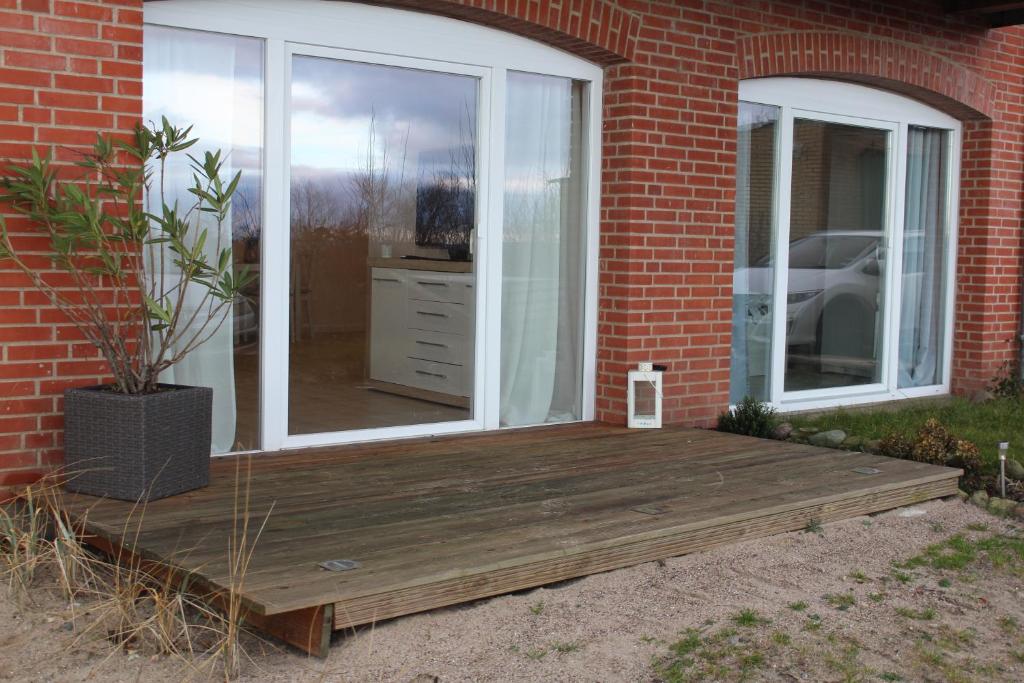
[1,0,1022,490]
[0,0,142,493]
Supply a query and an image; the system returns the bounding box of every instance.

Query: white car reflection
[734,231,883,372]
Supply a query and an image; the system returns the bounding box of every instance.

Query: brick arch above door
[738,32,996,121]
[359,0,639,65]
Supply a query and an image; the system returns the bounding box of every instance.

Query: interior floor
[232,331,469,450]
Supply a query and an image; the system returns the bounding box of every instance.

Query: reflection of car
[734,231,883,371]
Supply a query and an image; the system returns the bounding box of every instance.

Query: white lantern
[627,365,662,429]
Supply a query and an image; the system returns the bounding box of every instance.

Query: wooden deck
[60,424,961,657]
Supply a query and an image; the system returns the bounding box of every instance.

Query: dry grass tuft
[0,463,271,681]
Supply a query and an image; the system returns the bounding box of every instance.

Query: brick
[0,29,51,49]
[55,35,114,57]
[38,16,97,38]
[4,50,66,71]
[0,0,1022,478]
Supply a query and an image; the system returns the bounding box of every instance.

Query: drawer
[407,299,470,335]
[407,273,474,305]
[406,358,467,397]
[407,329,468,365]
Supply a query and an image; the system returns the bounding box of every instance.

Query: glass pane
[143,26,264,452]
[500,72,586,427]
[730,102,779,403]
[288,56,477,435]
[899,127,948,388]
[784,119,888,392]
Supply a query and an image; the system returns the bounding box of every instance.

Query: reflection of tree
[347,112,415,246]
[233,182,262,264]
[415,108,476,255]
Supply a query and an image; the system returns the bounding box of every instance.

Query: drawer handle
[372,277,401,283]
[415,340,449,348]
[416,311,449,318]
[417,281,449,287]
[415,370,447,379]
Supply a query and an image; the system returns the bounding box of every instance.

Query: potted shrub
[0,119,252,501]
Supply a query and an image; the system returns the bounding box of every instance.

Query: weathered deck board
[59,424,960,655]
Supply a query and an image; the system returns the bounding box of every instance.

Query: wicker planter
[63,384,212,502]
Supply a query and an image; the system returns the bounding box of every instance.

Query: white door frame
[144,0,604,452]
[740,78,961,413]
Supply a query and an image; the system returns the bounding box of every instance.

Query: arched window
[144,0,602,452]
[731,78,960,411]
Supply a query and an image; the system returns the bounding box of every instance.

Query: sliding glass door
[732,78,959,412]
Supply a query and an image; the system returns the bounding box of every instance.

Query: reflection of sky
[143,25,264,176]
[290,56,476,176]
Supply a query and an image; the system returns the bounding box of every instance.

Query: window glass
[898,127,949,388]
[287,55,478,435]
[730,102,779,403]
[143,25,264,452]
[500,72,586,426]
[784,119,887,392]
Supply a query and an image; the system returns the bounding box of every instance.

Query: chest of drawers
[368,266,474,405]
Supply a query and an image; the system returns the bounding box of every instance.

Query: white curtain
[898,127,946,388]
[143,28,239,453]
[500,72,581,426]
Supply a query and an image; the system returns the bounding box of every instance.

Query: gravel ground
[2,497,1023,682]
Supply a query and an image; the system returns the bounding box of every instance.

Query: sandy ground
[3,498,1023,682]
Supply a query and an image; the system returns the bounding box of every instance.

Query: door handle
[416,311,449,318]
[415,370,447,379]
[417,281,448,287]
[415,340,449,348]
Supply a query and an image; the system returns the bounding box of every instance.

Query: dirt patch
[3,498,1023,681]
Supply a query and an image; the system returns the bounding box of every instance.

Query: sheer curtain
[899,127,947,388]
[143,28,245,453]
[500,72,583,426]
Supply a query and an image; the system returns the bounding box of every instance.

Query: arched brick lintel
[738,32,995,121]
[357,0,638,66]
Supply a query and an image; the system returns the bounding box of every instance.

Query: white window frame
[144,0,603,452]
[738,78,961,413]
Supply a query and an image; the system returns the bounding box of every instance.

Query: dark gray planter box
[63,384,212,502]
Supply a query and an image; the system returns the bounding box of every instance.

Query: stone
[841,435,864,450]
[1005,458,1024,481]
[956,489,969,501]
[969,490,989,509]
[796,427,819,436]
[970,389,995,405]
[864,439,882,454]
[988,497,1017,517]
[809,429,847,448]
[772,422,793,440]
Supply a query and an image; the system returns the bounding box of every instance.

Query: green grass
[899,533,1024,576]
[551,641,580,654]
[787,601,808,612]
[895,606,937,621]
[825,593,856,611]
[787,397,1024,470]
[529,601,544,615]
[732,608,769,627]
[653,625,774,683]
[804,518,824,534]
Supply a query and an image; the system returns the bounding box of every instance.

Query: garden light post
[999,442,1009,498]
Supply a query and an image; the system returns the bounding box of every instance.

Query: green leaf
[143,294,172,324]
